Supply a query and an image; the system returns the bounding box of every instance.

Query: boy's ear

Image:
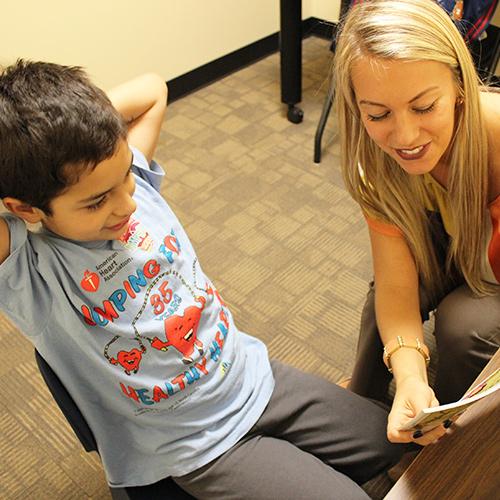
[2,197,46,224]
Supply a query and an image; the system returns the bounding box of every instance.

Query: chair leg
[313,87,334,164]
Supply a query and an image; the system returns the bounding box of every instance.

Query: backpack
[437,0,499,41]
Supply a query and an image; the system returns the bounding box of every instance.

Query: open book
[400,368,500,432]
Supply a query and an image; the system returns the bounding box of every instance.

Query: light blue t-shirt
[0,147,274,487]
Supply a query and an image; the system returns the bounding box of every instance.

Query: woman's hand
[387,375,447,446]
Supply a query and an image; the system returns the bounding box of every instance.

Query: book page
[399,369,500,432]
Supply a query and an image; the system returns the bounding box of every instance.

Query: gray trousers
[173,360,406,500]
[349,280,500,404]
[350,212,500,404]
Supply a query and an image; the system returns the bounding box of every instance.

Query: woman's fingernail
[412,430,423,439]
[443,419,452,429]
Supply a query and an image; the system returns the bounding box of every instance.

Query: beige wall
[1,0,340,90]
[493,4,500,25]
[306,0,340,22]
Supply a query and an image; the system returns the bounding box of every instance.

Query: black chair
[313,37,337,164]
[313,0,352,164]
[34,349,195,500]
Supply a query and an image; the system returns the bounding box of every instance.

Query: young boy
[0,60,404,499]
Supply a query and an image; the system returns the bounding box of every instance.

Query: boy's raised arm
[0,217,10,264]
[107,73,168,163]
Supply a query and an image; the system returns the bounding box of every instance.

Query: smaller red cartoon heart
[116,349,143,375]
[81,270,100,292]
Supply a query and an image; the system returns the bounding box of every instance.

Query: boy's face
[41,140,137,241]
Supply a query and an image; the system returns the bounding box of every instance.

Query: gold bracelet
[383,336,430,373]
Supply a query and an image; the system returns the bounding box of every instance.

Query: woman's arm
[370,227,424,375]
[107,73,168,163]
[369,227,446,445]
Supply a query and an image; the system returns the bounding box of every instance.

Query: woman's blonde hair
[334,0,493,296]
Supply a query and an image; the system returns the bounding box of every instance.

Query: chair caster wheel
[287,105,304,124]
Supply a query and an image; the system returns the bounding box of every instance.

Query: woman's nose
[391,114,420,147]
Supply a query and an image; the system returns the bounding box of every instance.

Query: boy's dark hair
[0,60,127,214]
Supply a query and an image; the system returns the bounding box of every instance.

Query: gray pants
[350,281,500,404]
[350,211,500,404]
[173,360,406,500]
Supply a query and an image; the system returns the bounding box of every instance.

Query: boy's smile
[40,140,137,241]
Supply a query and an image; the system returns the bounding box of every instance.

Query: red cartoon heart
[115,349,143,375]
[81,270,100,292]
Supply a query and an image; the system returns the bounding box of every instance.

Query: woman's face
[351,57,458,176]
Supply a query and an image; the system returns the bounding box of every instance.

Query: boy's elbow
[159,75,168,101]
[144,73,168,107]
[161,78,168,106]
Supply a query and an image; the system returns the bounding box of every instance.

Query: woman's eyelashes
[413,102,436,114]
[367,101,437,121]
[367,111,390,121]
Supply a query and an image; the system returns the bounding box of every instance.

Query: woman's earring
[455,98,464,107]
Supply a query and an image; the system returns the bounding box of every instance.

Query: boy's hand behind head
[106,73,168,164]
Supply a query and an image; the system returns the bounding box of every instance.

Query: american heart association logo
[81,269,100,292]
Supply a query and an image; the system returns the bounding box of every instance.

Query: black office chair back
[34,349,194,500]
[35,350,97,452]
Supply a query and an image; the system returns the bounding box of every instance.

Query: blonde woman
[334,0,500,446]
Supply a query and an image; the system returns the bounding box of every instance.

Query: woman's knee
[434,286,500,354]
